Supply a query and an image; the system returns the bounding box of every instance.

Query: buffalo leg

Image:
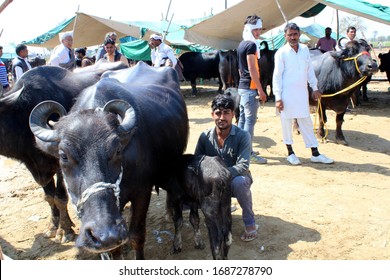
[189,204,205,250]
[54,171,75,243]
[201,199,225,260]
[128,190,152,260]
[190,79,197,95]
[169,195,184,254]
[335,113,348,145]
[316,103,327,140]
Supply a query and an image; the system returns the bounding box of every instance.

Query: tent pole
[336,9,339,40]
[275,0,288,23]
[165,0,172,21]
[72,5,80,46]
[163,13,174,41]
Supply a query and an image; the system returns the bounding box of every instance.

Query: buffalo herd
[0,39,388,260]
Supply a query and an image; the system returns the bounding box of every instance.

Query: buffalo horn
[103,99,136,133]
[29,101,66,142]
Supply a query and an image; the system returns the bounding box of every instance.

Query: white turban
[242,19,263,58]
[150,34,162,41]
[59,31,73,42]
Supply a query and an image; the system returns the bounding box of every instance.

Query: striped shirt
[0,59,9,88]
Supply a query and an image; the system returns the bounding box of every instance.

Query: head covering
[242,19,262,58]
[59,31,73,42]
[150,34,162,41]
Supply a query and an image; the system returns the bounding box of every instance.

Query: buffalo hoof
[170,246,182,255]
[54,228,76,243]
[194,239,205,250]
[336,138,348,146]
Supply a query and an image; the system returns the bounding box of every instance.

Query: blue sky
[0,0,388,45]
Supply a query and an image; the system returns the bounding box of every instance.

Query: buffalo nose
[79,219,128,251]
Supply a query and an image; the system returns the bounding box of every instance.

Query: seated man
[195,94,259,242]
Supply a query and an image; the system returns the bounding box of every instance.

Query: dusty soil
[1,74,389,260]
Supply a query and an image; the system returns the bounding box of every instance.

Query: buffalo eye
[59,150,69,162]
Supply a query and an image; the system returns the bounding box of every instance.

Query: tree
[339,15,367,39]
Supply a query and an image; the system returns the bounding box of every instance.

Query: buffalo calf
[167,154,232,260]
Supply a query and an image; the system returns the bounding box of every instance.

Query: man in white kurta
[149,34,177,68]
[273,22,334,166]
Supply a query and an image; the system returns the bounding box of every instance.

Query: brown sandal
[240,224,259,242]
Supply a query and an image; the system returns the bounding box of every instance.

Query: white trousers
[280,116,318,148]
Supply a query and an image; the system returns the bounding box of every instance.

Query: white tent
[26,13,146,49]
[184,0,317,49]
[184,0,390,50]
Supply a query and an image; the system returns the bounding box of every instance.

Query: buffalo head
[337,40,378,76]
[29,99,137,254]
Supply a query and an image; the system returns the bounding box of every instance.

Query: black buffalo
[310,39,378,145]
[259,41,277,101]
[29,62,189,259]
[0,61,127,243]
[219,50,239,91]
[167,154,232,259]
[378,50,390,84]
[28,56,47,68]
[179,51,222,96]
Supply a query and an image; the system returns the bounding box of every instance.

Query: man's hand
[312,90,321,101]
[276,100,284,112]
[257,88,267,104]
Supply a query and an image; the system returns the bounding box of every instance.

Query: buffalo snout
[76,218,128,253]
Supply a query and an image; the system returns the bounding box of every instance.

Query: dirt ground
[0,73,389,260]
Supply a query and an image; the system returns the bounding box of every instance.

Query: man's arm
[227,130,251,178]
[247,54,267,102]
[14,66,23,81]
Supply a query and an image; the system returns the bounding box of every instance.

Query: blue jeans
[231,175,255,227]
[238,89,259,153]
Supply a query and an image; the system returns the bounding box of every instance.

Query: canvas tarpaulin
[184,0,318,50]
[184,0,390,50]
[25,13,145,49]
[316,0,390,25]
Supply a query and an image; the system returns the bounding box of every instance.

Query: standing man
[273,22,334,166]
[12,44,32,82]
[337,26,357,50]
[316,27,336,52]
[195,94,258,242]
[0,46,10,92]
[149,34,177,68]
[237,15,267,164]
[48,31,75,70]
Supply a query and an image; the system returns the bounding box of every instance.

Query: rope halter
[76,166,123,218]
[342,51,371,75]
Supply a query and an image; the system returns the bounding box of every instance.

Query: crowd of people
[0,18,340,244]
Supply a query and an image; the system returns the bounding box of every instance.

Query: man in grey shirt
[195,94,258,242]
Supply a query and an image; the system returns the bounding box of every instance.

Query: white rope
[76,166,123,218]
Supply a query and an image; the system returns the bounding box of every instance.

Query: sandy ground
[0,73,389,260]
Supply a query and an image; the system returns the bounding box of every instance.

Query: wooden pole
[0,0,13,14]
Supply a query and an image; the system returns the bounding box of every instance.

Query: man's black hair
[75,48,86,56]
[104,38,116,46]
[15,44,27,56]
[211,94,235,112]
[284,22,300,33]
[244,14,261,25]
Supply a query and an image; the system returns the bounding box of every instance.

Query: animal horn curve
[103,99,136,133]
[29,100,67,142]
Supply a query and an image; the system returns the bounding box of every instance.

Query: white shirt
[273,43,318,119]
[14,56,32,82]
[49,43,71,66]
[151,42,177,68]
